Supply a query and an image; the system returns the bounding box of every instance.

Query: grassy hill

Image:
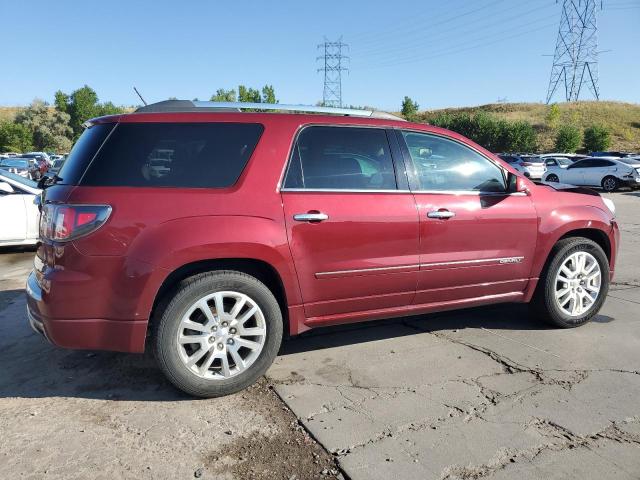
[417,101,640,153]
[3,100,639,152]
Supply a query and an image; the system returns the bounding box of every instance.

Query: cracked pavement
[267,191,640,480]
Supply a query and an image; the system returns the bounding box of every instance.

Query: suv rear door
[396,130,538,305]
[281,125,419,319]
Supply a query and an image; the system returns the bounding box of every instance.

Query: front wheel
[531,237,609,328]
[153,270,283,397]
[601,176,618,192]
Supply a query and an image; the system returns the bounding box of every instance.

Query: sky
[1,0,639,111]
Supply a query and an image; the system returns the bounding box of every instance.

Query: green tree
[15,100,73,152]
[0,121,32,152]
[210,88,237,102]
[555,124,582,153]
[238,85,262,103]
[55,85,126,140]
[583,125,611,152]
[546,103,561,129]
[261,85,277,104]
[401,96,419,120]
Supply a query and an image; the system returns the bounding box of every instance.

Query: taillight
[40,204,112,242]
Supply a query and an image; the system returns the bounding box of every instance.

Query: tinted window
[80,123,264,188]
[401,132,505,192]
[545,159,556,166]
[284,126,396,190]
[569,159,596,168]
[57,123,115,184]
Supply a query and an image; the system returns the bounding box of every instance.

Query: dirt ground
[0,248,343,480]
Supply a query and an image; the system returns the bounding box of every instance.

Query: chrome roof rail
[134,100,405,121]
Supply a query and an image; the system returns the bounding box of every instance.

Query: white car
[542,156,574,170]
[497,154,546,179]
[0,171,41,247]
[543,156,640,192]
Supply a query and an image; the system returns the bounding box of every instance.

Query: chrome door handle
[293,212,329,222]
[427,210,455,219]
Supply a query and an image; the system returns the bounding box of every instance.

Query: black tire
[546,174,559,183]
[601,176,618,192]
[153,270,283,398]
[531,237,609,328]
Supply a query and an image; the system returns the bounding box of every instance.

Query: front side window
[80,123,264,188]
[283,126,397,190]
[401,131,506,192]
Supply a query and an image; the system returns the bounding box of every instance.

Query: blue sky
[1,0,639,110]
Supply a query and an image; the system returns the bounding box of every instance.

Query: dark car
[27,100,619,397]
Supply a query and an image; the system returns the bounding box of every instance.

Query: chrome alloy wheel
[176,291,267,379]
[602,177,617,191]
[554,251,601,317]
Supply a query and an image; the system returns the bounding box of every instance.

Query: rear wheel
[153,270,283,397]
[546,174,559,183]
[531,237,609,328]
[601,176,618,192]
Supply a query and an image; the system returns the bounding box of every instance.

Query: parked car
[0,152,20,157]
[24,151,51,165]
[543,156,640,191]
[539,153,586,162]
[590,151,635,158]
[0,170,41,247]
[543,157,574,170]
[48,157,66,175]
[0,157,38,179]
[27,100,619,398]
[18,154,49,178]
[497,154,546,179]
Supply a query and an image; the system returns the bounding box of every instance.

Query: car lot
[1,190,639,479]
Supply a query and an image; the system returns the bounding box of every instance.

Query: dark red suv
[27,100,619,397]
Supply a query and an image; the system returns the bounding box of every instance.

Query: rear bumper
[619,177,640,188]
[26,271,147,353]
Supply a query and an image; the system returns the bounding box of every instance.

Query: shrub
[555,125,582,153]
[583,125,611,152]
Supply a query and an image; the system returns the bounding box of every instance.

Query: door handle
[427,210,455,219]
[293,212,329,222]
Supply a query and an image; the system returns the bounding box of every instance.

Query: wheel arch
[149,258,290,336]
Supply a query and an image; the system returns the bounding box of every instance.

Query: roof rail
[134,100,405,121]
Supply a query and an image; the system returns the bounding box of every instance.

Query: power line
[352,17,557,70]
[351,2,557,64]
[545,0,601,103]
[317,37,349,107]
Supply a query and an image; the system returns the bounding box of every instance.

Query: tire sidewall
[547,174,559,182]
[602,176,618,192]
[155,272,283,397]
[542,239,610,327]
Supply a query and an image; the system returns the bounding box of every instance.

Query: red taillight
[40,204,111,242]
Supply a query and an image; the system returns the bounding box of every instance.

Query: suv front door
[396,130,538,305]
[281,125,419,320]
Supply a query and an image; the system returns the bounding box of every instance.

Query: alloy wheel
[176,291,267,379]
[554,251,601,317]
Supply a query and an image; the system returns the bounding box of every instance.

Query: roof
[133,100,406,121]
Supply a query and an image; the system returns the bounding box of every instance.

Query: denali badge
[499,257,524,264]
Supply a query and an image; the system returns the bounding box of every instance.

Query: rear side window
[80,122,264,188]
[284,126,397,190]
[57,123,115,185]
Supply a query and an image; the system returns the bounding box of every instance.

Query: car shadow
[621,191,640,198]
[0,299,614,402]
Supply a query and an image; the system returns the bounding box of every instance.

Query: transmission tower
[545,0,601,104]
[317,37,349,107]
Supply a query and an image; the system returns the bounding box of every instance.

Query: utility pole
[317,37,349,107]
[545,0,601,104]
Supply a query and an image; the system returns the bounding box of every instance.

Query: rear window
[57,123,115,185]
[79,122,264,188]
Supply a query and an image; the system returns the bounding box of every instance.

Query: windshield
[0,170,38,189]
[557,158,573,166]
[0,159,29,168]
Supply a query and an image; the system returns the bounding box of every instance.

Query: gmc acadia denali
[26,100,619,397]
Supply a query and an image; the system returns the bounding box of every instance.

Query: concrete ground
[0,190,638,479]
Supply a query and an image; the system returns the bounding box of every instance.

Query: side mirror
[507,172,530,195]
[0,181,14,194]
